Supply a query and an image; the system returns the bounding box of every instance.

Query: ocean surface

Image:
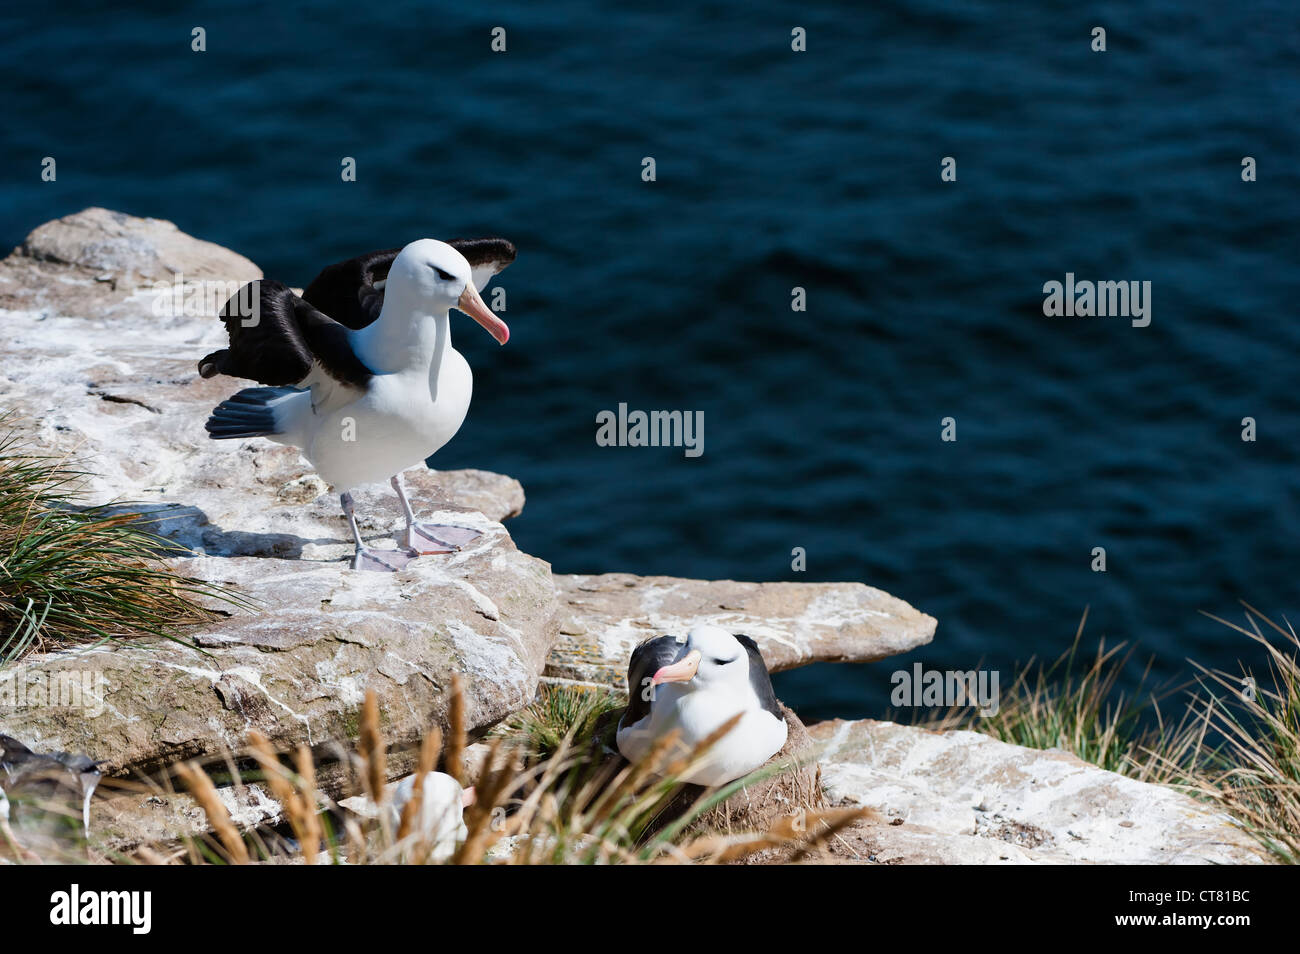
[3,1,1298,721]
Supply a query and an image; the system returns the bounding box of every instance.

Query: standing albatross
[199,238,515,571]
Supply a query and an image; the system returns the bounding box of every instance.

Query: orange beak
[652,649,702,686]
[457,282,509,345]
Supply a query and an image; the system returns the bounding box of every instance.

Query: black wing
[733,634,783,718]
[300,246,400,331]
[198,279,374,388]
[450,237,518,287]
[621,635,686,728]
[300,237,518,331]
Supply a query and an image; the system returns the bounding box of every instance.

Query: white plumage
[204,238,513,571]
[339,770,471,863]
[269,241,497,492]
[616,625,788,786]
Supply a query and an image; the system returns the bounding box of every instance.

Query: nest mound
[591,704,824,850]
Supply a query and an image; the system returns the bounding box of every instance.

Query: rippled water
[3,1,1298,719]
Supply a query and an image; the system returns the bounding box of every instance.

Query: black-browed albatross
[199,237,515,571]
[616,625,788,785]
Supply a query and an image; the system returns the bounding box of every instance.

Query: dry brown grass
[914,609,1191,780]
[1172,605,1300,863]
[173,760,248,865]
[158,677,862,865]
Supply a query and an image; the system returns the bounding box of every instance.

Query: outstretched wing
[300,237,517,331]
[198,279,374,388]
[300,247,399,331]
[621,635,687,729]
[198,237,515,386]
[451,237,518,293]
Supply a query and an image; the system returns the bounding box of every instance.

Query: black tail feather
[224,387,294,405]
[205,387,302,441]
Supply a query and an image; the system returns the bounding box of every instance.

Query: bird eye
[431,266,455,281]
[712,657,734,666]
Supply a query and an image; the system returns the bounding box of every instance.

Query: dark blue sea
[3,1,1298,721]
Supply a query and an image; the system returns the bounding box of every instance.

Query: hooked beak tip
[457,283,510,346]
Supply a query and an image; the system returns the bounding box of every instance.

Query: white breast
[617,688,787,787]
[306,349,473,491]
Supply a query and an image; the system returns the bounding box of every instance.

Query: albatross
[616,625,788,786]
[0,735,102,859]
[198,237,515,571]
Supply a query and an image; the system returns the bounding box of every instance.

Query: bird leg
[391,474,482,554]
[342,492,414,572]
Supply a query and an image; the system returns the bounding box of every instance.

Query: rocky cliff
[0,209,1264,863]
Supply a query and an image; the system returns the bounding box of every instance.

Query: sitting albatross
[616,625,788,786]
[198,238,515,571]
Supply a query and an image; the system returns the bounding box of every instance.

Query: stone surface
[92,784,286,860]
[1,532,557,776]
[545,573,936,689]
[15,207,261,284]
[0,209,555,788]
[0,207,262,324]
[811,719,1267,865]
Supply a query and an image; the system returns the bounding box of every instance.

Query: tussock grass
[921,605,1300,863]
[497,683,621,760]
[0,426,244,663]
[917,609,1191,781]
[1176,606,1300,863]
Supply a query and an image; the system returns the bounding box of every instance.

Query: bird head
[389,239,509,344]
[651,625,755,699]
